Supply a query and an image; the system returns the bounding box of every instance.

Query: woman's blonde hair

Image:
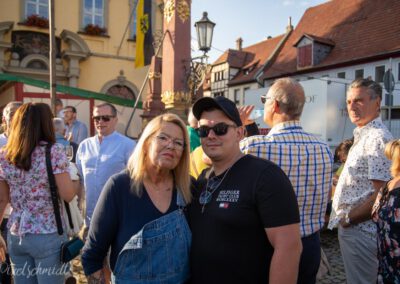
[385,139,400,177]
[127,113,191,203]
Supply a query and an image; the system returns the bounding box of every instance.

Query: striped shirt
[240,120,333,237]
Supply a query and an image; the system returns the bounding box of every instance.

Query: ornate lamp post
[195,12,215,54]
[187,12,215,101]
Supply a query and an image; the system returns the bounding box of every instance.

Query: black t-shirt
[187,155,300,284]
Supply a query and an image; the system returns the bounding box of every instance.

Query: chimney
[286,17,293,33]
[236,37,243,51]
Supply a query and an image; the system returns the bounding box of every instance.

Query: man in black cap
[187,96,302,284]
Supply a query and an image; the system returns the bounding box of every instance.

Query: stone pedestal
[160,0,191,121]
[141,56,164,127]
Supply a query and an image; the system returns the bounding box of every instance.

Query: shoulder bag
[45,144,84,263]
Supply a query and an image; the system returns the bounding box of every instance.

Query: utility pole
[384,58,395,133]
[49,0,57,115]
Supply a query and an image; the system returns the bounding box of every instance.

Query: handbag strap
[45,143,64,235]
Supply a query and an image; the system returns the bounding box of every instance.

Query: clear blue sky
[191,0,328,62]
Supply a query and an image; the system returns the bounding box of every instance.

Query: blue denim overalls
[112,192,191,284]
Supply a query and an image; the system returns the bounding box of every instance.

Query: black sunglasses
[93,115,115,122]
[197,122,236,138]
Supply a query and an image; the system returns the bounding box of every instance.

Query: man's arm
[265,223,302,284]
[340,179,385,227]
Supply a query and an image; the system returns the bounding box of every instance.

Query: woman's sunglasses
[93,115,115,122]
[197,122,236,138]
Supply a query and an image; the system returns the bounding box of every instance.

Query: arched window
[106,85,136,100]
[26,59,48,70]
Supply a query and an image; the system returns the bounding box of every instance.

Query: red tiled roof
[263,0,400,80]
[293,33,335,47]
[227,34,285,86]
[213,49,249,68]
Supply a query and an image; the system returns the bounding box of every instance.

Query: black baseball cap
[192,96,242,126]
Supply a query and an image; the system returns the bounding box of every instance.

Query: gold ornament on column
[177,0,190,23]
[164,0,175,23]
[162,91,191,107]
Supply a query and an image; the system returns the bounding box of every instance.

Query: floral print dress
[372,182,400,284]
[0,143,69,237]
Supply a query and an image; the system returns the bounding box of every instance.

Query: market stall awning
[0,73,142,108]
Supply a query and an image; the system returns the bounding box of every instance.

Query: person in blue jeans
[82,113,192,284]
[0,103,76,284]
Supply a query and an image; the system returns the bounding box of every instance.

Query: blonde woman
[372,139,400,284]
[82,113,192,284]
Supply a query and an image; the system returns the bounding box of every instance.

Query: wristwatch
[345,212,352,225]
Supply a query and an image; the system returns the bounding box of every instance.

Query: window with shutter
[298,44,312,67]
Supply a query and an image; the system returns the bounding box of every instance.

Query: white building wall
[262,57,400,138]
[228,82,258,105]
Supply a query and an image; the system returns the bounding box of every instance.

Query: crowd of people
[0,77,398,284]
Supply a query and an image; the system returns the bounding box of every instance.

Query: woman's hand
[0,235,7,262]
[238,105,255,126]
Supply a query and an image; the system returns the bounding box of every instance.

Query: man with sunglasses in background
[76,103,136,228]
[76,103,135,282]
[240,77,333,284]
[187,96,302,284]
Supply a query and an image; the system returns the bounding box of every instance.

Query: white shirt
[76,131,136,227]
[0,133,7,148]
[329,117,393,238]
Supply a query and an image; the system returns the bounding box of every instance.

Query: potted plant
[83,24,107,36]
[22,14,49,28]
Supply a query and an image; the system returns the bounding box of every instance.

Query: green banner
[0,73,142,108]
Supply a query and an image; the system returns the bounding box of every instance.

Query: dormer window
[294,34,334,69]
[298,43,312,68]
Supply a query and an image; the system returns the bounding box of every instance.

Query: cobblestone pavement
[73,229,346,284]
[317,229,346,284]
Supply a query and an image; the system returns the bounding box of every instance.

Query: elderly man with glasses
[240,77,333,284]
[188,96,302,284]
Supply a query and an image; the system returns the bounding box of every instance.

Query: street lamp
[195,12,215,54]
[187,12,215,98]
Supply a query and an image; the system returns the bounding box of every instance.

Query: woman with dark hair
[0,103,76,284]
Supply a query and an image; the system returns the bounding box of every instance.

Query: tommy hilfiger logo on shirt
[216,190,239,209]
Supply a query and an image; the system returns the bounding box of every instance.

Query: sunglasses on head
[197,122,236,138]
[93,115,115,122]
[260,95,273,104]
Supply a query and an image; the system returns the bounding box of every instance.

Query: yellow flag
[135,0,148,68]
